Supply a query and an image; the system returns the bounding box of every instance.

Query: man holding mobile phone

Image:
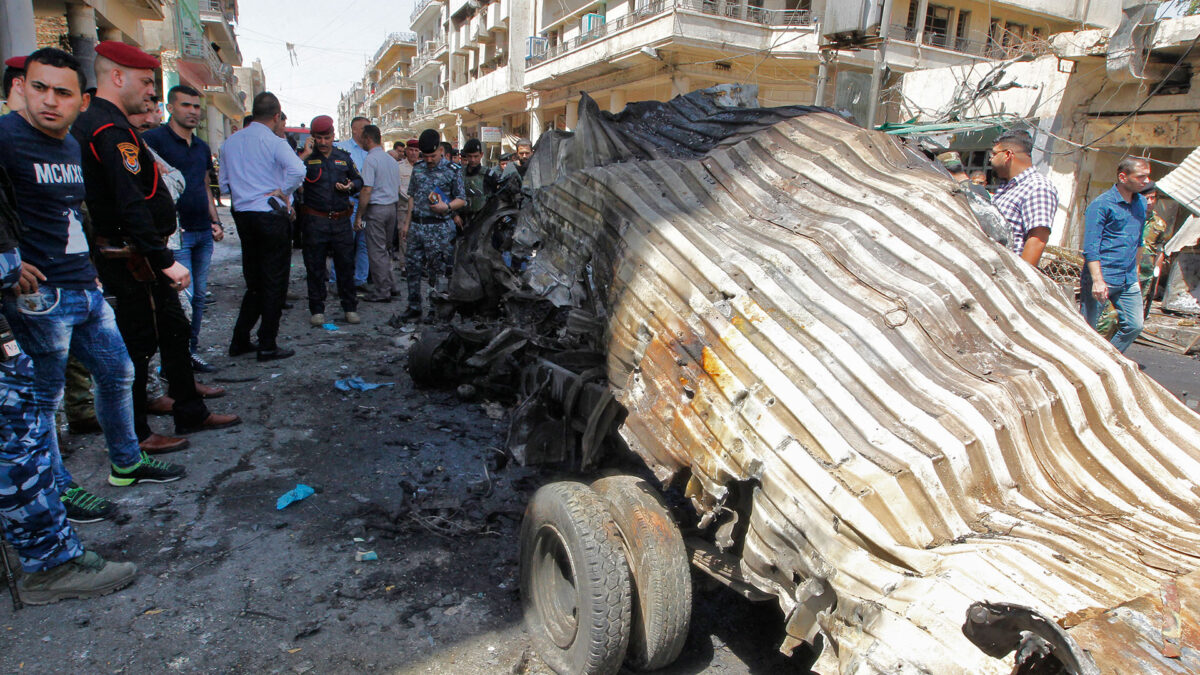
[398,129,464,322]
[218,92,305,361]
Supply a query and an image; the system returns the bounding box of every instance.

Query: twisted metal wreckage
[409,86,1200,673]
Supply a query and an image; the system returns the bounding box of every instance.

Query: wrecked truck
[410,86,1200,674]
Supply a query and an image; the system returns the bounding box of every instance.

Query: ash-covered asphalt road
[0,206,818,675]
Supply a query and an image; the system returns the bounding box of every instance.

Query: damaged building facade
[339,0,1121,156]
[897,11,1200,250]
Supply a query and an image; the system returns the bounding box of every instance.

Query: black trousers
[232,211,291,350]
[94,256,208,439]
[301,215,357,315]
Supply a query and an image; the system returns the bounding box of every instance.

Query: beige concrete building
[338,32,418,145]
[336,0,1121,158]
[1,1,247,153]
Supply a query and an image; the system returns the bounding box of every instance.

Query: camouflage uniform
[405,159,465,313]
[1,351,84,572]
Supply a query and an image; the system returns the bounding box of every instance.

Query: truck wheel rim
[532,524,579,650]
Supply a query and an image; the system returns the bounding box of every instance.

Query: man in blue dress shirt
[1081,157,1153,353]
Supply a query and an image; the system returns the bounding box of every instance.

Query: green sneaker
[60,483,118,523]
[108,452,186,487]
[18,550,137,605]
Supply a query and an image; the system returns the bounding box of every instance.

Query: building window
[924,4,952,47]
[1004,21,1026,48]
[901,1,920,40]
[987,18,1003,57]
[954,10,970,51]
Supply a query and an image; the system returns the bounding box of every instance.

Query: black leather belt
[411,215,449,224]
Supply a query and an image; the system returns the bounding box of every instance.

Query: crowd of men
[0,40,1166,608]
[0,41,536,606]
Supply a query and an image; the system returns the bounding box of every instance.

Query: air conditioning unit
[583,12,606,33]
[527,35,548,58]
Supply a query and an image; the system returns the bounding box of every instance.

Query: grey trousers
[363,202,399,300]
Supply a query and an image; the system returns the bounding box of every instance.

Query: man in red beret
[71,41,240,463]
[295,114,362,325]
[3,55,27,113]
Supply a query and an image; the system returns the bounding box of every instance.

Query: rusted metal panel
[1160,146,1200,219]
[495,88,1200,672]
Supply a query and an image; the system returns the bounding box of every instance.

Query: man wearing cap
[354,124,401,303]
[459,138,496,228]
[143,85,226,373]
[399,129,465,321]
[296,114,362,325]
[392,138,419,265]
[3,55,26,113]
[72,41,240,455]
[219,91,306,360]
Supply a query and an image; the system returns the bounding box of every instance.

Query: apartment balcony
[524,0,816,88]
[882,23,1051,70]
[198,0,241,65]
[372,31,418,69]
[447,63,520,111]
[411,0,444,29]
[412,40,447,78]
[380,111,414,137]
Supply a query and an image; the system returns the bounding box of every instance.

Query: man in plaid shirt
[989,130,1058,265]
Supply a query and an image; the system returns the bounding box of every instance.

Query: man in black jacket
[71,41,239,454]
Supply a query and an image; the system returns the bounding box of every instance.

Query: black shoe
[398,307,421,322]
[190,353,218,373]
[61,483,118,523]
[257,347,296,362]
[228,340,259,357]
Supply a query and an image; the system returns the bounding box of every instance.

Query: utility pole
[865,0,895,129]
[0,0,36,65]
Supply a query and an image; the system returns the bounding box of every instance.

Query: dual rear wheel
[519,476,692,674]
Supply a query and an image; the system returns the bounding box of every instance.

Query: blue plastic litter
[323,323,339,331]
[276,483,315,510]
[334,377,394,392]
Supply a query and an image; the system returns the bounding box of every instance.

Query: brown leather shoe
[147,396,175,416]
[139,433,190,455]
[176,412,242,435]
[193,382,226,398]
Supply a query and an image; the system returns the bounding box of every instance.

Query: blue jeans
[1081,276,1144,353]
[177,229,214,353]
[2,286,142,489]
[329,202,369,286]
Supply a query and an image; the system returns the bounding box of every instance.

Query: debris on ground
[333,377,395,392]
[276,484,316,510]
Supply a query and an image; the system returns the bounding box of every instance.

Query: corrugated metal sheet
[513,91,1200,673]
[1159,146,1200,218]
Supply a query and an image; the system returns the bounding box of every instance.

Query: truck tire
[592,475,692,671]
[520,481,633,675]
[407,330,451,387]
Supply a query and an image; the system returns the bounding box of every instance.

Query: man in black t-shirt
[0,48,185,519]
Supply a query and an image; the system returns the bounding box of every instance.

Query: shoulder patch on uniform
[117,142,140,173]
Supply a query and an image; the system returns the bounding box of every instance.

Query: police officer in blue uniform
[400,130,465,321]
